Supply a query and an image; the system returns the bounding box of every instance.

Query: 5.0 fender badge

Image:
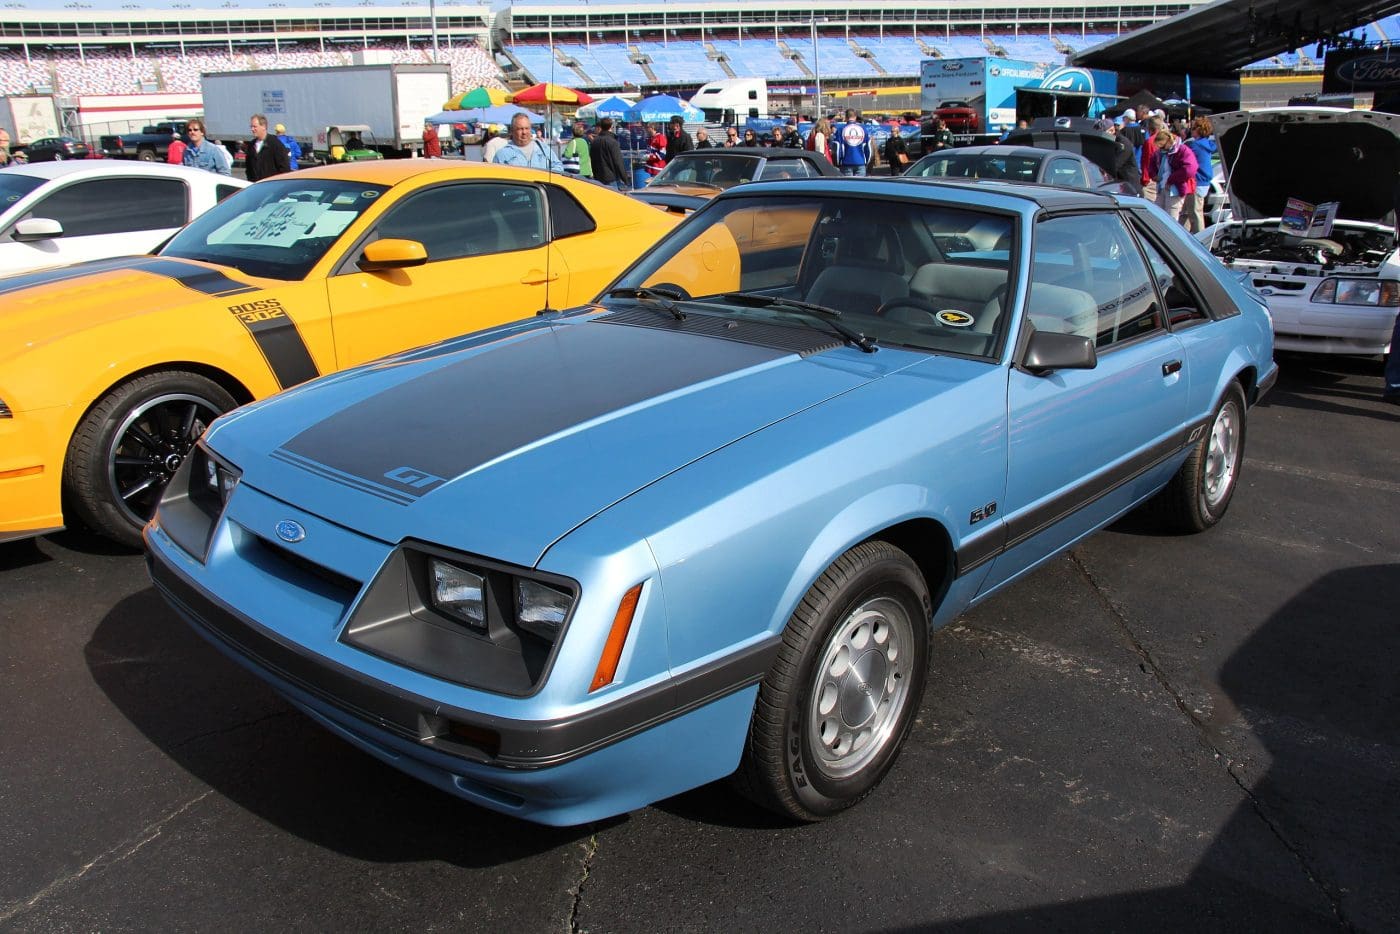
[275,519,306,543]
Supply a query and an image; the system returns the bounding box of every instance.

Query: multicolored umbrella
[511,82,594,106]
[443,86,510,111]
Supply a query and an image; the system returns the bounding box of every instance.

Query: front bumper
[1254,288,1397,356]
[145,523,776,825]
[0,407,65,542]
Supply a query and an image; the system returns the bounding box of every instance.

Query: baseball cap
[1122,108,1136,121]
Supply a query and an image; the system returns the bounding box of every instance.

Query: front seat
[805,222,908,315]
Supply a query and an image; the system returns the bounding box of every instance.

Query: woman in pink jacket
[1151,129,1198,223]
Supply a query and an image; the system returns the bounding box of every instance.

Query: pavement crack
[567,832,599,934]
[0,790,215,925]
[1067,550,1354,930]
[169,709,295,751]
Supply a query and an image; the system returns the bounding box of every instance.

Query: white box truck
[1,95,62,147]
[201,64,451,160]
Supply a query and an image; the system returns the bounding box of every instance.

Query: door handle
[1162,360,1182,377]
[520,270,559,285]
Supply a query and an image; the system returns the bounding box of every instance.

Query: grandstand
[0,0,1382,105]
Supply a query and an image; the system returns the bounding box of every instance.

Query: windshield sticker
[332,192,359,205]
[936,309,975,328]
[214,201,332,248]
[362,190,380,199]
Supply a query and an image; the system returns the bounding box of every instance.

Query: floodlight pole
[429,0,438,62]
[812,16,822,117]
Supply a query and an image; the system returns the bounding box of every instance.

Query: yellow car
[0,161,677,546]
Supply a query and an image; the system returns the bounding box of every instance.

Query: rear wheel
[1153,382,1247,532]
[733,541,930,821]
[64,371,235,547]
[137,148,156,162]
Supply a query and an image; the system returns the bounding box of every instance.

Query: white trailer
[692,78,768,123]
[1,95,61,145]
[201,64,451,157]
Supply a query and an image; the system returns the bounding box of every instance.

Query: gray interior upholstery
[910,263,1007,312]
[806,266,908,316]
[1026,282,1099,339]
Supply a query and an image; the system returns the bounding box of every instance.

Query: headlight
[1312,278,1400,307]
[517,579,572,641]
[429,559,486,630]
[156,442,241,560]
[343,544,580,696]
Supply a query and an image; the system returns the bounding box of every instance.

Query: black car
[632,146,840,213]
[22,136,92,162]
[903,145,1134,195]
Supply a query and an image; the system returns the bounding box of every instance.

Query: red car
[934,101,980,134]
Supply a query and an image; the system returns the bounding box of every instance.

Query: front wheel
[64,371,236,547]
[1152,382,1247,533]
[733,541,930,821]
[136,148,156,162]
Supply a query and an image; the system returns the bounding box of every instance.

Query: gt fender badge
[275,519,306,543]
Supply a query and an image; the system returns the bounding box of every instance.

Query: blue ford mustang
[146,178,1276,826]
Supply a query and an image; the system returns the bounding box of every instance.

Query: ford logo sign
[275,519,306,543]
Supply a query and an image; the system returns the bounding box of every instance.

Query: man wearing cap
[1117,108,1144,167]
[246,114,291,181]
[1095,118,1141,193]
[274,123,301,171]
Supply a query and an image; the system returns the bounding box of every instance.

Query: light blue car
[146,178,1277,826]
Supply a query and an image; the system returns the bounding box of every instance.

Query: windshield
[159,178,388,280]
[0,173,46,217]
[609,194,1017,358]
[907,152,1042,183]
[650,154,764,189]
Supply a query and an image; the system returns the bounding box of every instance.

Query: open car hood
[1215,108,1400,229]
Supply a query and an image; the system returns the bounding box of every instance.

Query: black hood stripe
[276,322,788,502]
[0,255,258,298]
[0,254,317,389]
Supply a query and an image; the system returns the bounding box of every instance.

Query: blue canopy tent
[583,95,634,120]
[426,104,544,126]
[624,94,704,123]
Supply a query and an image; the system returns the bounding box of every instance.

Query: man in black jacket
[246,113,291,182]
[664,115,693,161]
[589,117,628,190]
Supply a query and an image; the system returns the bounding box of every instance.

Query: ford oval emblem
[275,520,306,543]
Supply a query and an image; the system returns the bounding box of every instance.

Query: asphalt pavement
[2,353,1396,931]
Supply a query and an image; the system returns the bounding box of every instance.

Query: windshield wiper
[607,286,687,321]
[718,292,877,353]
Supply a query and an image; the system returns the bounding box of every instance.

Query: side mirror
[1022,328,1097,375]
[12,217,63,242]
[357,238,428,272]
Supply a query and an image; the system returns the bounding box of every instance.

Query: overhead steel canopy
[1073,0,1400,76]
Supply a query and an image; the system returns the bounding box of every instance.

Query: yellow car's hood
[0,255,261,358]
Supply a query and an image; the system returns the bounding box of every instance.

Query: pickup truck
[98,121,192,161]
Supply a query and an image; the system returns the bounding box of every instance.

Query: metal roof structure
[1073,0,1400,76]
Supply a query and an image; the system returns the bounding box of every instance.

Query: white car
[0,161,246,276]
[1200,107,1399,356]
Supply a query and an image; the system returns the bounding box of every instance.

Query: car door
[324,180,559,368]
[0,175,189,272]
[979,210,1190,595]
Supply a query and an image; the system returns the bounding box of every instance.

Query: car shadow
[0,537,50,571]
[886,562,1400,929]
[86,587,595,864]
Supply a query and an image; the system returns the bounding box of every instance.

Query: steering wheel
[875,296,977,330]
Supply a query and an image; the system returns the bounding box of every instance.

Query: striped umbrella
[511,82,594,106]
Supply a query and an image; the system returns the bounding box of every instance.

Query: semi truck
[201,64,451,160]
[919,57,1118,145]
[1,95,62,147]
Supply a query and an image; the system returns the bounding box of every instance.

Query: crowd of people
[476,108,932,182]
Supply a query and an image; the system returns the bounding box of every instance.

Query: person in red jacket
[643,131,667,180]
[422,122,442,158]
[166,131,187,166]
[1139,114,1164,201]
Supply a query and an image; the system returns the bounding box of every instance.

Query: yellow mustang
[0,161,677,546]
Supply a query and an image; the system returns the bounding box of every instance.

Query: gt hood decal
[218,315,904,567]
[0,255,257,353]
[1215,107,1400,230]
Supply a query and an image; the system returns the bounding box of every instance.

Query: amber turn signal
[589,583,643,692]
